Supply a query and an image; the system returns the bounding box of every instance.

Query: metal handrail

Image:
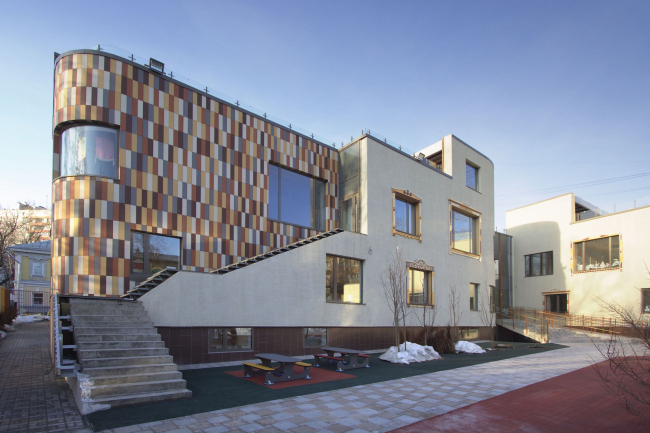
[498,307,650,341]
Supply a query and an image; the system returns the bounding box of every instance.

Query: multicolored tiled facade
[52,51,339,296]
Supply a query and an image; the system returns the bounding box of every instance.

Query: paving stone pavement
[0,321,91,433]
[97,343,605,433]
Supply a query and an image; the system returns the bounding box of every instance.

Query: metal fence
[498,307,650,342]
[13,289,51,315]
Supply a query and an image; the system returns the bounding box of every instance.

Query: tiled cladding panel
[52,52,339,296]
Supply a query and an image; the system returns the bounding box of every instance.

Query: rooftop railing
[88,46,428,158]
[92,45,335,147]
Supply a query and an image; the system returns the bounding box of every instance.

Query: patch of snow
[2,324,15,332]
[13,314,48,324]
[455,340,486,354]
[0,330,6,340]
[379,342,441,364]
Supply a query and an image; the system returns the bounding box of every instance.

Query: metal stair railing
[121,228,346,300]
[211,228,345,275]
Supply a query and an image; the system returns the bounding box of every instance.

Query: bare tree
[415,300,438,346]
[447,285,462,334]
[0,209,47,288]
[593,287,650,420]
[479,289,496,346]
[381,246,409,350]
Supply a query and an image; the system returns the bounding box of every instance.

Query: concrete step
[81,371,182,386]
[81,355,174,368]
[74,327,159,335]
[81,363,179,377]
[85,379,188,398]
[77,340,166,350]
[90,389,192,409]
[79,347,170,360]
[75,333,162,343]
[69,300,143,310]
[72,312,149,320]
[72,320,154,328]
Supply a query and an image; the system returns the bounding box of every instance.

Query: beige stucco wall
[506,194,650,316]
[141,134,496,329]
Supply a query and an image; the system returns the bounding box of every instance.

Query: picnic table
[243,353,312,385]
[314,346,370,371]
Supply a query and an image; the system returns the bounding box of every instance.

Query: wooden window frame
[392,189,422,242]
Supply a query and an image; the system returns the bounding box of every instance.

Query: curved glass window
[61,126,118,178]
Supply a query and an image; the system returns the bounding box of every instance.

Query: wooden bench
[315,354,344,362]
[242,362,275,378]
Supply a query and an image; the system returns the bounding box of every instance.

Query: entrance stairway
[69,298,191,413]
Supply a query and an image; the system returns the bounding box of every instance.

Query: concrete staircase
[69,298,191,413]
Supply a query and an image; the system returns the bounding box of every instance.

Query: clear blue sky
[1,1,648,230]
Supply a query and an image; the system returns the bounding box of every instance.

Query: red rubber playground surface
[390,360,650,433]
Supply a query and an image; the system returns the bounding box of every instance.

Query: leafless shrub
[593,267,650,420]
[381,246,409,351]
[479,290,497,346]
[431,325,457,354]
[447,285,462,340]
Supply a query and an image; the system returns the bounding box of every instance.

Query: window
[643,289,650,314]
[469,283,479,310]
[339,142,360,233]
[326,255,362,303]
[574,235,620,272]
[393,190,421,241]
[451,205,480,255]
[460,327,479,339]
[61,125,118,178]
[209,328,252,352]
[525,252,553,277]
[32,292,44,305]
[408,268,433,306]
[30,261,45,278]
[303,328,327,347]
[395,198,417,235]
[269,164,326,230]
[131,232,181,280]
[466,161,479,191]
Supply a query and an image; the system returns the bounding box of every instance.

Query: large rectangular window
[469,283,479,311]
[268,164,326,230]
[131,232,181,280]
[326,255,362,303]
[525,251,553,277]
[209,328,252,352]
[574,235,620,272]
[466,161,479,191]
[408,269,433,306]
[451,207,479,255]
[61,125,118,178]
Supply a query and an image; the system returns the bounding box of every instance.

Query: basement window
[209,328,252,352]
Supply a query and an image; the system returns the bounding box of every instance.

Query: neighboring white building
[506,193,650,316]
